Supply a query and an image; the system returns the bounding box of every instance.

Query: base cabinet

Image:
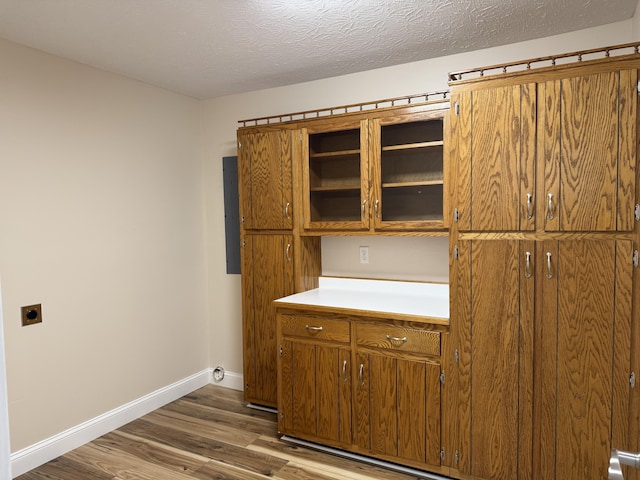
[354,352,441,467]
[278,315,352,447]
[277,308,449,476]
[451,238,635,480]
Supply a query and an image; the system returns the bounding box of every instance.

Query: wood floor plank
[143,408,261,447]
[65,442,196,480]
[164,398,277,436]
[191,459,277,480]
[93,431,208,474]
[14,455,116,480]
[118,418,288,476]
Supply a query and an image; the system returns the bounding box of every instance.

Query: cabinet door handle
[547,193,554,220]
[305,325,323,332]
[386,335,408,343]
[286,243,292,262]
[285,202,291,220]
[342,360,348,382]
[546,252,553,279]
[359,363,365,385]
[525,251,532,278]
[375,199,380,219]
[526,193,533,220]
[361,199,367,218]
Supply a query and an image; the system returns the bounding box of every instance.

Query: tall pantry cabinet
[238,129,322,408]
[449,53,639,480]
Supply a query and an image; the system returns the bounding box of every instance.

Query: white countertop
[274,277,449,321]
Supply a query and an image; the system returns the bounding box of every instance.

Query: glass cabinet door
[372,111,445,230]
[303,120,370,230]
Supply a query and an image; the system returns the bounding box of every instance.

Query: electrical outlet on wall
[359,246,369,264]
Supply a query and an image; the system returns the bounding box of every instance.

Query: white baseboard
[10,368,212,478]
[210,369,243,391]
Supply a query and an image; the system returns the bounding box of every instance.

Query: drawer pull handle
[305,325,323,332]
[386,335,408,343]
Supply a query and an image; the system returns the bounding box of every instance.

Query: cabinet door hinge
[455,450,460,465]
[635,204,640,221]
[637,81,640,95]
[633,250,639,268]
[453,245,459,260]
[454,348,460,364]
[440,447,446,461]
[454,102,460,116]
[241,216,245,225]
[440,371,445,385]
[238,141,242,149]
[453,208,459,222]
[631,372,636,388]
[279,345,283,356]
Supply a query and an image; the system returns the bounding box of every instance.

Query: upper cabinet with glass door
[300,104,449,234]
[370,108,447,231]
[302,119,371,231]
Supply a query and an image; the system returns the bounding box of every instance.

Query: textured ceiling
[0,0,637,99]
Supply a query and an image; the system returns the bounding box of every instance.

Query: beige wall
[0,39,209,451]
[203,20,634,378]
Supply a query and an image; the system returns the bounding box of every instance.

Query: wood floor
[16,385,421,480]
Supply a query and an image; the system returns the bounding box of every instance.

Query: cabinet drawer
[356,323,440,356]
[280,315,350,342]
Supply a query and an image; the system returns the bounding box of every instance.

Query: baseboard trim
[210,369,243,391]
[10,368,212,478]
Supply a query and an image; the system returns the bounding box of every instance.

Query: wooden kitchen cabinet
[303,120,370,230]
[241,233,294,407]
[238,129,293,230]
[451,83,536,232]
[452,239,535,479]
[370,110,447,230]
[278,314,352,447]
[276,301,449,476]
[353,323,443,468]
[541,70,637,232]
[451,69,637,233]
[535,239,633,480]
[300,104,449,233]
[451,238,634,480]
[449,47,640,480]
